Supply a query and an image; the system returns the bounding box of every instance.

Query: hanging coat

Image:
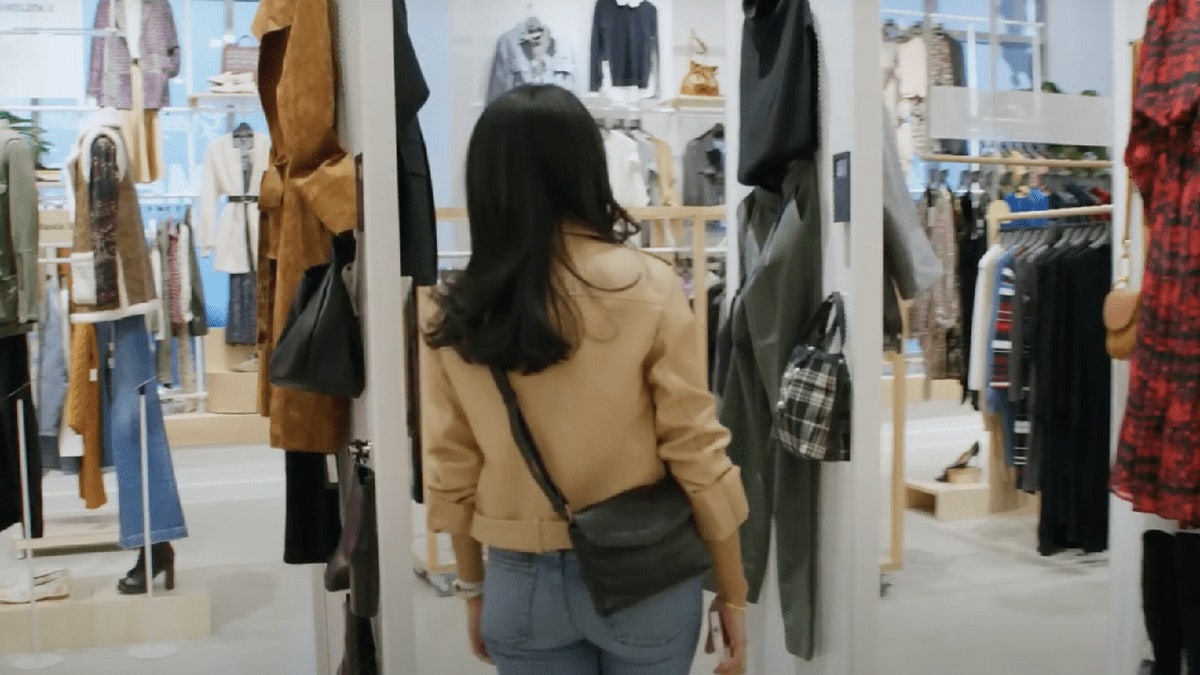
[253,0,357,453]
[714,159,822,660]
[197,132,270,275]
[0,127,37,335]
[87,0,181,110]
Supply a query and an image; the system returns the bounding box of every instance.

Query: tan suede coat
[252,0,358,453]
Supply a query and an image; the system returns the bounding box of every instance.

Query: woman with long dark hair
[423,85,749,674]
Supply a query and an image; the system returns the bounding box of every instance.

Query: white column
[331,2,419,673]
[1108,3,1151,674]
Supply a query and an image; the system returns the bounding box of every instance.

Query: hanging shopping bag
[771,292,852,462]
[269,234,364,398]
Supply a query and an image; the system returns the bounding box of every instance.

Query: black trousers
[283,450,341,565]
[0,334,42,538]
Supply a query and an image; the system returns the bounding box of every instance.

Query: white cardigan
[197,132,270,274]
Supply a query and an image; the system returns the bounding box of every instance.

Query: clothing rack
[979,204,1114,513]
[11,246,122,557]
[414,206,728,589]
[920,153,1114,171]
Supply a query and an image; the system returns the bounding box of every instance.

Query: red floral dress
[1112,0,1200,528]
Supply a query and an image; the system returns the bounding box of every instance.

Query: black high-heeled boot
[1143,531,1181,675]
[1176,532,1200,675]
[117,542,176,595]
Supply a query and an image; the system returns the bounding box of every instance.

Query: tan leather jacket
[422,232,749,552]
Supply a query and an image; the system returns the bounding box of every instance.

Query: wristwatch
[452,579,483,599]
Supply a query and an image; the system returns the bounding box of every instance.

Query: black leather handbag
[490,366,711,617]
[269,234,365,398]
[324,443,378,618]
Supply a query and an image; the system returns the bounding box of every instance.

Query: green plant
[0,111,52,158]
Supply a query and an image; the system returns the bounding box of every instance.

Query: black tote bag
[269,233,365,398]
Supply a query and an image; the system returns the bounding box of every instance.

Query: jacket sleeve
[882,106,940,300]
[161,0,182,79]
[485,38,510,104]
[421,325,483,537]
[5,138,38,324]
[86,1,107,101]
[589,0,606,91]
[647,270,748,542]
[197,142,221,254]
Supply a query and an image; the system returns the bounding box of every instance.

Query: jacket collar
[252,0,295,39]
[615,0,645,6]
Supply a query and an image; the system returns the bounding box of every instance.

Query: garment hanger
[233,122,253,138]
[711,122,725,140]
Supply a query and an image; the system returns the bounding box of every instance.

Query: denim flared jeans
[97,316,187,548]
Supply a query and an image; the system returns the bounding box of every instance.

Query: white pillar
[1108,3,1152,674]
[331,2,419,673]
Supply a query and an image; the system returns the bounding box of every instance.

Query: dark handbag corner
[269,233,365,398]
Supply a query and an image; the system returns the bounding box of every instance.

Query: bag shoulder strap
[489,366,573,521]
[797,292,848,353]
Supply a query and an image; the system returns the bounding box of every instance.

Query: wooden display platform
[0,577,210,654]
[12,515,120,558]
[882,375,962,406]
[164,412,269,448]
[905,479,990,521]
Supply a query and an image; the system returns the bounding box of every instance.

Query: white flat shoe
[0,570,71,604]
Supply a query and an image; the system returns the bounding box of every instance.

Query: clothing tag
[325,454,339,485]
[89,368,98,382]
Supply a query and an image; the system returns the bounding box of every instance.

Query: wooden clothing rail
[417,206,728,583]
[920,153,1115,170]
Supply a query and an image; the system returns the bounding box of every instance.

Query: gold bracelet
[725,603,747,612]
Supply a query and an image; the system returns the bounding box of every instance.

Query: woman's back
[425,232,740,553]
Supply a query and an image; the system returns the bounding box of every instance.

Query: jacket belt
[228,195,259,204]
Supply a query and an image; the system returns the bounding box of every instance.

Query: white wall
[1109,3,1151,674]
[1045,0,1114,95]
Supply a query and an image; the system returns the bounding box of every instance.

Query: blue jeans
[482,549,703,675]
[97,316,187,548]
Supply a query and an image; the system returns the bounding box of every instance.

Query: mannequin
[66,113,188,593]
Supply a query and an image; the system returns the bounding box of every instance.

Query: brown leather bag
[1104,166,1140,361]
[1105,42,1142,361]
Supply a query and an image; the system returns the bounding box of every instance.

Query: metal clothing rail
[920,153,1114,170]
[881,8,1044,27]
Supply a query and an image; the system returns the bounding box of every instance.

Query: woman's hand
[704,595,748,675]
[466,595,493,665]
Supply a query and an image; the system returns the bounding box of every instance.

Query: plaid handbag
[771,292,852,462]
[222,36,259,77]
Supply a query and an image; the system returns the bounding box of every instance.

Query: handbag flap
[571,478,694,547]
[1103,289,1139,331]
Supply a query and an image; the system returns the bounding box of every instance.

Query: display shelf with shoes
[157,328,269,446]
